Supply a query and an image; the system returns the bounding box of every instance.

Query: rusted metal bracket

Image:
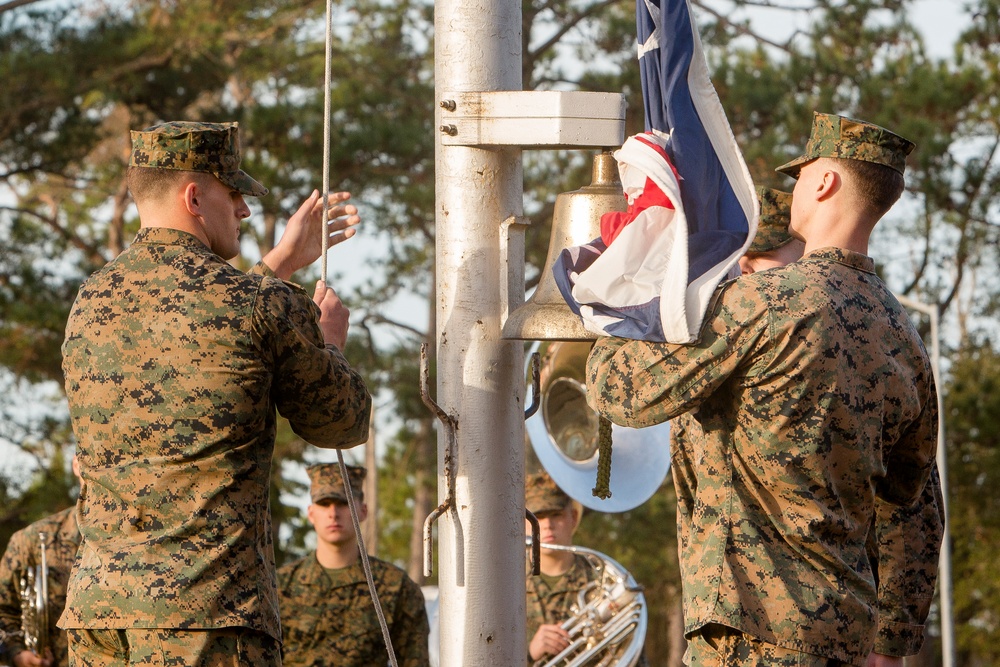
[420,343,459,577]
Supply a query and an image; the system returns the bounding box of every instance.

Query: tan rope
[593,416,613,499]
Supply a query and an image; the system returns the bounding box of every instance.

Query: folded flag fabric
[552,0,758,344]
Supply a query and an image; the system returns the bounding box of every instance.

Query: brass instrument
[526,341,670,513]
[17,531,49,657]
[531,541,647,667]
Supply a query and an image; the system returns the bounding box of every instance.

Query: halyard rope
[322,0,398,663]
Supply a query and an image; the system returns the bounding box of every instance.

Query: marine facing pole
[433,0,527,664]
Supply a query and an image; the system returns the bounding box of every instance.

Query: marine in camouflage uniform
[672,186,802,578]
[278,463,429,667]
[524,472,597,663]
[59,121,371,666]
[0,506,81,667]
[589,113,940,666]
[523,472,649,666]
[748,187,794,253]
[673,182,945,663]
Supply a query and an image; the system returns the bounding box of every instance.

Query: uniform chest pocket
[322,601,386,662]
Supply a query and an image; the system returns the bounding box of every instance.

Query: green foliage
[0,444,77,558]
[944,342,1000,666]
[1,0,999,663]
[374,426,423,569]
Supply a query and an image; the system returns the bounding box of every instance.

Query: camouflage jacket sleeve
[586,283,769,427]
[0,528,30,661]
[875,380,939,507]
[392,574,431,667]
[250,272,371,449]
[869,466,945,656]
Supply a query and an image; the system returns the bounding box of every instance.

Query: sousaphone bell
[504,153,670,512]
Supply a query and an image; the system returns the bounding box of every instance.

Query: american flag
[553,0,757,343]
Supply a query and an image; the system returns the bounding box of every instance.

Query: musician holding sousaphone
[524,472,648,667]
[0,457,83,667]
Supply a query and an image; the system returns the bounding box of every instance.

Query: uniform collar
[132,226,212,252]
[299,551,365,588]
[802,247,876,274]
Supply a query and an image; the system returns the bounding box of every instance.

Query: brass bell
[501,151,626,341]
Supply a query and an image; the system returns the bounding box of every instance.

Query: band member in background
[523,471,648,666]
[278,463,429,667]
[59,121,372,666]
[0,457,83,667]
[524,471,591,663]
[588,113,941,666]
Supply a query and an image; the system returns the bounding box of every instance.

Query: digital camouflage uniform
[866,465,944,655]
[668,171,943,663]
[523,473,648,666]
[524,472,597,648]
[746,187,792,254]
[59,121,372,646]
[525,554,600,655]
[277,555,429,667]
[591,246,938,665]
[588,114,938,666]
[670,412,944,662]
[277,463,429,667]
[669,185,796,579]
[0,507,81,666]
[524,472,598,653]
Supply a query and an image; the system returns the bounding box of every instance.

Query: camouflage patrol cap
[129,121,268,197]
[307,463,366,503]
[525,471,571,514]
[776,112,915,179]
[748,187,793,253]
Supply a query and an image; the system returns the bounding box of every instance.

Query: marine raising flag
[553,0,757,343]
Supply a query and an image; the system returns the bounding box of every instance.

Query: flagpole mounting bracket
[438,91,626,148]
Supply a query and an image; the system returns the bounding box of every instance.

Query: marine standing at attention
[278,463,429,667]
[59,121,372,666]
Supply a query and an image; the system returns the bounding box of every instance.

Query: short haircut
[833,158,906,219]
[126,167,213,205]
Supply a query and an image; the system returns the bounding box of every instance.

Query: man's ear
[182,181,202,217]
[359,502,369,523]
[816,169,841,201]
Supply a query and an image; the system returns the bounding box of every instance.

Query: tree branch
[691,0,797,54]
[0,205,106,265]
[0,0,45,14]
[361,312,426,339]
[528,0,622,66]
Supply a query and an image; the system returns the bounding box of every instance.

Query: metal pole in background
[897,294,955,667]
[433,0,526,664]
